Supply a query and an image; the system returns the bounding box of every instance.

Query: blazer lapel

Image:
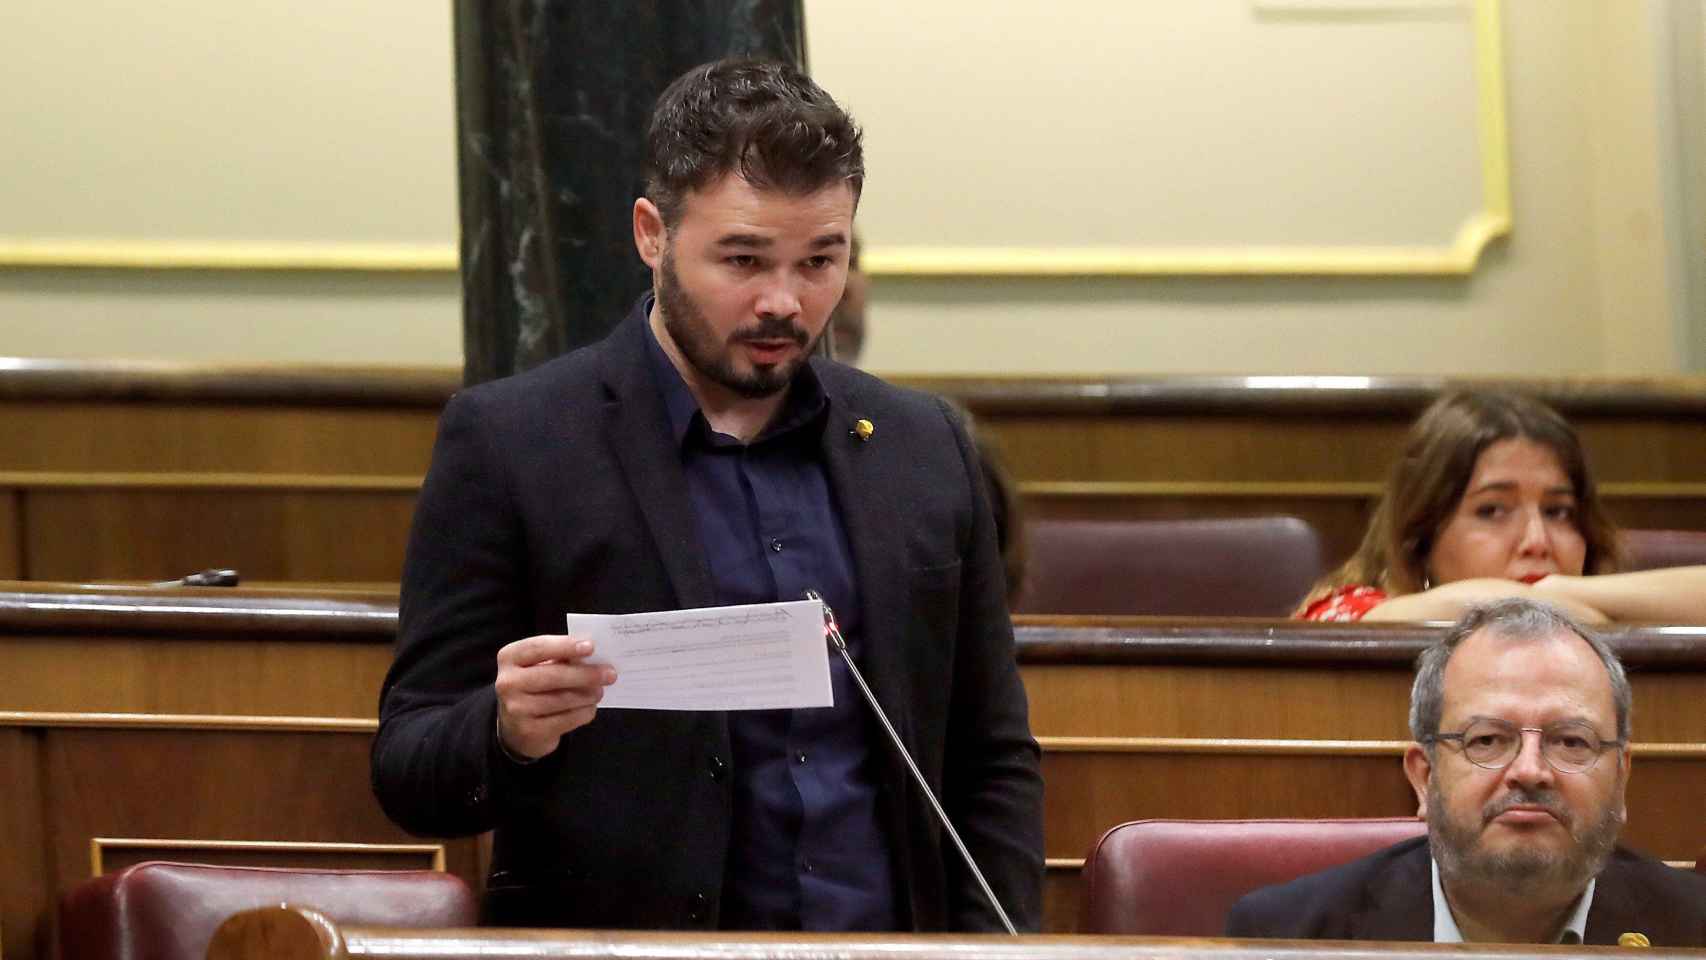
[818,372,910,723]
[599,313,717,612]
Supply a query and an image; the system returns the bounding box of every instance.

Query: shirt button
[802,859,814,873]
[795,752,807,765]
[708,755,727,782]
[769,538,783,552]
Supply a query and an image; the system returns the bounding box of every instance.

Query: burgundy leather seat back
[1015,517,1326,616]
[57,861,476,960]
[1081,817,1426,935]
[1619,529,1706,572]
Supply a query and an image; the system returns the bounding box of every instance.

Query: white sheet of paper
[567,599,833,711]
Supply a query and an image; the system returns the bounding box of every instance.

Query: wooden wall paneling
[0,635,390,718]
[0,728,48,960]
[1602,491,1706,534]
[1574,419,1706,482]
[0,491,20,580]
[21,488,417,583]
[31,727,482,960]
[1624,760,1706,859]
[0,402,440,475]
[981,415,1408,484]
[1042,864,1081,934]
[1021,664,1413,740]
[1039,750,1419,861]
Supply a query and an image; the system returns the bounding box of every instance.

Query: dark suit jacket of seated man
[369,58,1044,933]
[1226,598,1706,946]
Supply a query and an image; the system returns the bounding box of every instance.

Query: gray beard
[1427,778,1621,896]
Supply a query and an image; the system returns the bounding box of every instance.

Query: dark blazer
[371,303,1044,932]
[1226,836,1706,947]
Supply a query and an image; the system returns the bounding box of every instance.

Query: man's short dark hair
[643,58,864,228]
[1408,597,1632,746]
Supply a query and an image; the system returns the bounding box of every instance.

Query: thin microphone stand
[805,590,1018,936]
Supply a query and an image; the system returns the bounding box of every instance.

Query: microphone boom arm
[806,590,1018,936]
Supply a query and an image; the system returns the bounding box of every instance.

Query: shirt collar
[1430,857,1595,944]
[640,292,829,448]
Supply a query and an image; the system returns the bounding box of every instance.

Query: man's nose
[754,272,802,319]
[1504,728,1556,786]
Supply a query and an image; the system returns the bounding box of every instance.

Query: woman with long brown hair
[1298,390,1706,622]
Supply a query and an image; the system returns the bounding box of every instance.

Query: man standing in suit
[1227,597,1706,945]
[371,58,1043,933]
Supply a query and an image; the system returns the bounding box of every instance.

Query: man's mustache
[1483,788,1572,828]
[732,316,809,346]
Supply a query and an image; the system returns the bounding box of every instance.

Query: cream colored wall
[0,0,1692,375]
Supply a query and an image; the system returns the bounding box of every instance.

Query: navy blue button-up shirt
[644,311,897,931]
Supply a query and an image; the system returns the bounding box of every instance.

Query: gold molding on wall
[863,0,1511,278]
[0,2,1508,277]
[0,240,455,273]
[89,837,446,876]
[0,471,422,492]
[0,711,377,733]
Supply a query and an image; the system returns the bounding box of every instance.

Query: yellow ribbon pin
[1618,932,1651,948]
[852,419,874,442]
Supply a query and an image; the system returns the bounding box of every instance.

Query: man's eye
[1552,734,1592,750]
[803,255,834,270]
[1468,733,1509,750]
[726,255,758,268]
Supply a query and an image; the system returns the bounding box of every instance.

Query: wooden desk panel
[4,590,1705,951]
[1,634,390,718]
[208,906,1706,959]
[4,368,1706,589]
[0,492,19,580]
[21,487,417,583]
[0,401,437,476]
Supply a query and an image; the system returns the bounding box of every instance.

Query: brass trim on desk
[90,837,447,876]
[1037,736,1706,758]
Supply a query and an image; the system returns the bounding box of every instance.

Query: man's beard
[1428,777,1621,895]
[657,252,813,400]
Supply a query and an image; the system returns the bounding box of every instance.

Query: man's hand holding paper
[493,634,618,760]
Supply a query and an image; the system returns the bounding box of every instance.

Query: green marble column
[454,2,808,385]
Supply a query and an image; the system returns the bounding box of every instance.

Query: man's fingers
[500,634,594,668]
[503,685,608,719]
[496,660,616,699]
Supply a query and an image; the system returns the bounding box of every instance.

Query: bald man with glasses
[1227,598,1706,946]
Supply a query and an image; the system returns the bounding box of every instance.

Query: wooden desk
[209,905,1706,960]
[2,587,1702,956]
[4,364,1704,585]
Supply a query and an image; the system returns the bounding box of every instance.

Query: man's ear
[633,198,666,269]
[1403,744,1433,818]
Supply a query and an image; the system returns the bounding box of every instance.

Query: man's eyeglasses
[1423,717,1625,774]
